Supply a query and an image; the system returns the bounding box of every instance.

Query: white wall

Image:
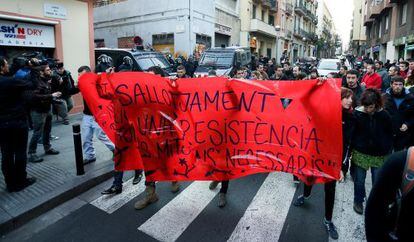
[94,0,215,56]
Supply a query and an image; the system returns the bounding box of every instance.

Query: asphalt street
[2,172,370,242]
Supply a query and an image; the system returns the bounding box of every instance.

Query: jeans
[113,170,142,188]
[113,171,123,189]
[304,181,336,221]
[54,97,74,121]
[28,111,52,154]
[0,127,28,189]
[81,115,114,160]
[353,165,379,204]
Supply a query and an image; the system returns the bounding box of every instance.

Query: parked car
[194,46,251,77]
[317,58,342,77]
[95,48,174,75]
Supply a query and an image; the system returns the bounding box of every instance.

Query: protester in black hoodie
[0,56,37,192]
[292,87,355,240]
[27,64,62,163]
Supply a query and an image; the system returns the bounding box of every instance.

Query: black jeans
[220,180,229,194]
[303,181,336,221]
[0,127,28,189]
[28,111,52,154]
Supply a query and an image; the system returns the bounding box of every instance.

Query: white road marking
[138,181,218,242]
[91,178,145,214]
[227,172,296,242]
[330,172,372,242]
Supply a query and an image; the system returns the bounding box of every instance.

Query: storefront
[0,0,95,113]
[0,19,56,62]
[372,45,380,60]
[214,23,231,48]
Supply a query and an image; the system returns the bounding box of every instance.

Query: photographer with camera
[27,63,61,163]
[53,62,79,125]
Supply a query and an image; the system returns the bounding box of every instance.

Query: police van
[194,46,251,77]
[95,48,174,75]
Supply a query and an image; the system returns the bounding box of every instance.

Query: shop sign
[44,3,67,19]
[215,23,232,36]
[406,34,414,43]
[0,20,55,48]
[372,45,380,52]
[394,37,406,46]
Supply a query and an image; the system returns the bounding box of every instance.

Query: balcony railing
[250,18,278,37]
[294,1,307,16]
[286,29,293,39]
[285,3,293,14]
[293,28,312,40]
[93,0,126,7]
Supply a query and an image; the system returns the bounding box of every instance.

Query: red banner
[79,73,342,184]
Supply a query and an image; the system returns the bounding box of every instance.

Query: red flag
[79,73,342,184]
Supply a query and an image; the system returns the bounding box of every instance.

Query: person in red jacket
[361,64,382,90]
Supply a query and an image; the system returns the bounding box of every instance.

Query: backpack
[388,147,414,241]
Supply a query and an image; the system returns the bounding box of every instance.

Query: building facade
[239,0,279,58]
[350,0,367,56]
[214,0,241,48]
[276,0,294,62]
[316,0,336,58]
[94,0,215,58]
[0,0,95,113]
[292,0,318,61]
[363,0,414,61]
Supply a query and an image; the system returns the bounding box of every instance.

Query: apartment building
[364,0,414,61]
[292,0,318,61]
[239,0,279,58]
[350,0,367,56]
[316,0,336,58]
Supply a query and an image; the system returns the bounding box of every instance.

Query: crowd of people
[1,52,413,241]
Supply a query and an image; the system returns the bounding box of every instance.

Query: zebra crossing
[18,172,371,242]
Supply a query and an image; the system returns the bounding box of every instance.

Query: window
[252,5,257,19]
[385,15,389,31]
[262,10,265,21]
[268,15,274,26]
[379,22,382,38]
[401,3,407,25]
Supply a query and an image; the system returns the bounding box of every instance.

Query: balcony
[363,14,374,27]
[308,33,318,43]
[286,29,292,39]
[295,1,307,16]
[293,28,311,40]
[269,0,278,13]
[250,18,278,37]
[369,4,382,19]
[262,0,272,8]
[285,3,293,15]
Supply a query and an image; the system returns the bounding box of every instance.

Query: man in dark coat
[383,76,414,151]
[0,56,36,192]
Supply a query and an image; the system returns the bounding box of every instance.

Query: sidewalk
[0,114,115,236]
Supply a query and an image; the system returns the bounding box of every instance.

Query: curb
[0,162,114,236]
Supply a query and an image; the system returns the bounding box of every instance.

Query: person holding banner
[134,66,181,210]
[292,87,355,240]
[351,88,393,215]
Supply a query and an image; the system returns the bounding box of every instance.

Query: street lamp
[302,37,307,57]
[275,25,280,61]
